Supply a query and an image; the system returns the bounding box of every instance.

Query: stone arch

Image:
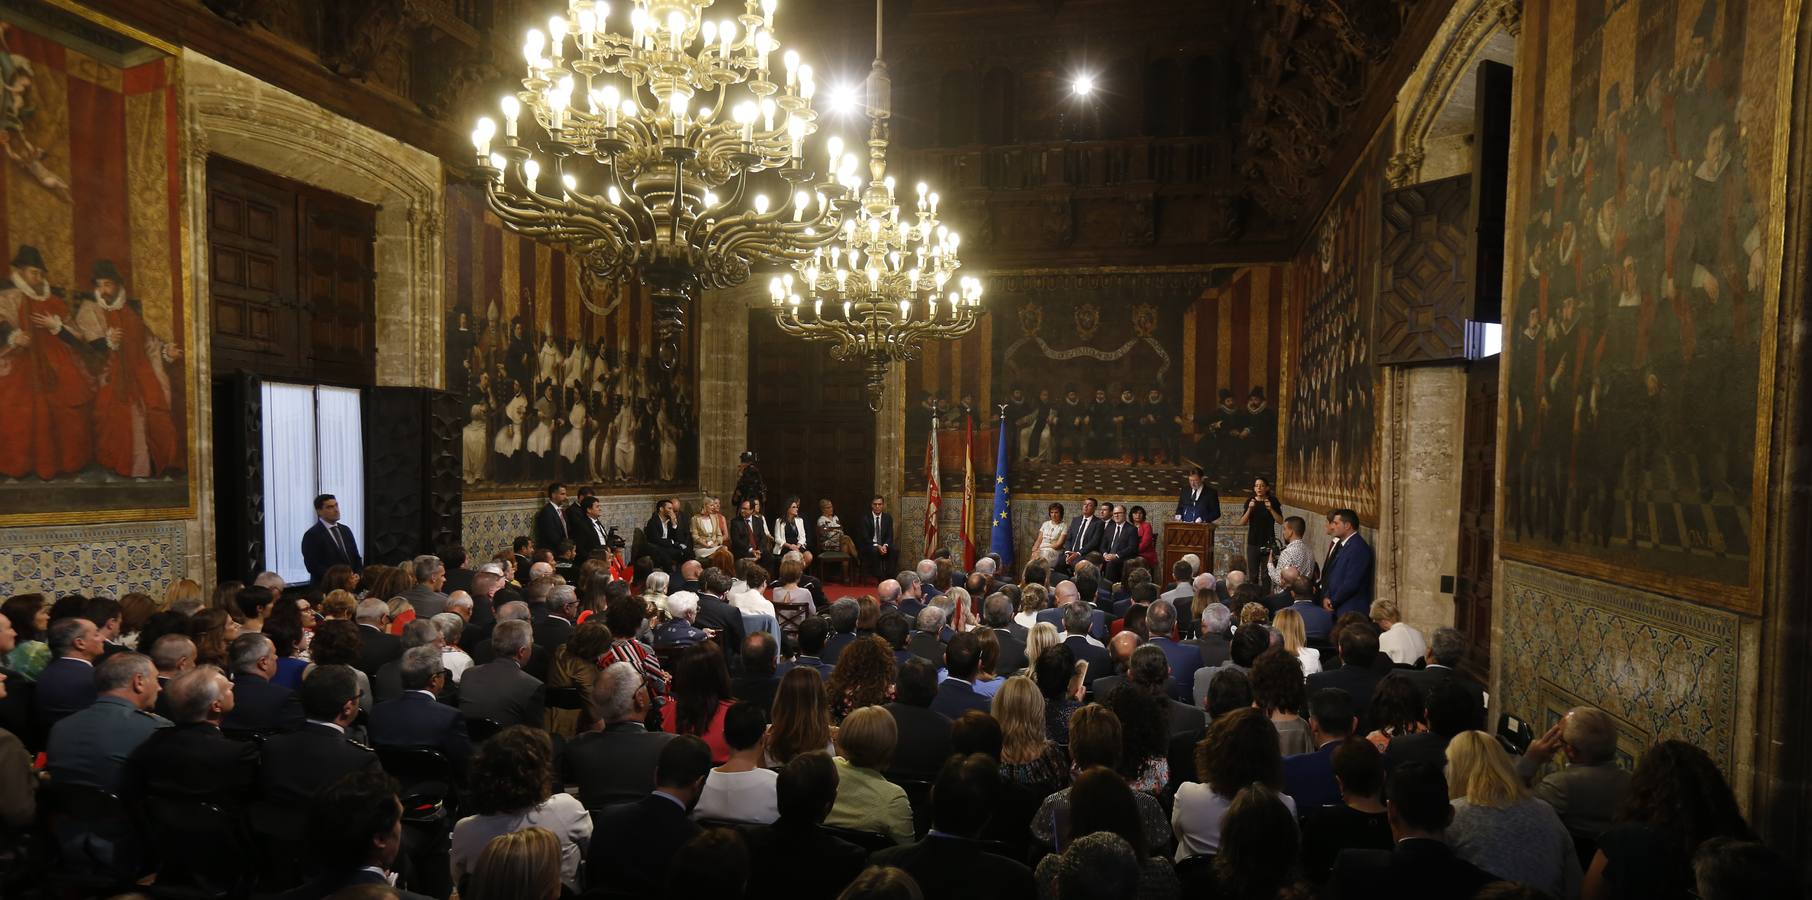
[1389,0,1522,187]
[182,49,444,389]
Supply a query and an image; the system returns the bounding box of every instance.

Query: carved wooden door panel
[747,312,878,531]
[1374,174,1473,365]
[208,157,300,377]
[302,192,377,384]
[1455,357,1498,681]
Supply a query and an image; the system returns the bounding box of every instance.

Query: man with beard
[67,260,182,478]
[0,245,92,478]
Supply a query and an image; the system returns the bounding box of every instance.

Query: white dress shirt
[1378,621,1428,666]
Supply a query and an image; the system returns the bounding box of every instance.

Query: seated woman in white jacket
[769,496,814,570]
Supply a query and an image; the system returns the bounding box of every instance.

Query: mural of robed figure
[0,244,93,479]
[72,260,183,478]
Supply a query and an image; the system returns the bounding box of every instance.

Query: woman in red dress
[1130,505,1158,568]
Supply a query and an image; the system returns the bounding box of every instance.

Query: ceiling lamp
[764,0,984,410]
[472,0,858,368]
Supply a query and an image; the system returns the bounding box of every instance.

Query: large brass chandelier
[764,0,984,409]
[470,0,855,368]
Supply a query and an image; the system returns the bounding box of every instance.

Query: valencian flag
[923,412,941,554]
[960,414,976,569]
[989,409,1014,572]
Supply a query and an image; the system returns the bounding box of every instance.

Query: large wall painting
[1500,0,1792,608]
[0,5,192,525]
[443,182,699,497]
[1279,123,1391,521]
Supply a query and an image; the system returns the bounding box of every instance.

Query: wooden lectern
[1161,521,1214,579]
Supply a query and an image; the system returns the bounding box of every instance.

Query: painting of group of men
[448,306,697,490]
[1503,0,1772,583]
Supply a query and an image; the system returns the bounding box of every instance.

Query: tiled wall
[0,521,192,599]
[1496,561,1754,771]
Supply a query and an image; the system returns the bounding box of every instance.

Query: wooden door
[746,312,878,535]
[1454,357,1498,681]
[208,158,300,376]
[302,192,378,384]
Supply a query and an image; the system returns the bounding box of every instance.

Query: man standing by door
[302,494,363,586]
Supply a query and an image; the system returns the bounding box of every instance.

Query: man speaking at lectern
[1174,467,1218,523]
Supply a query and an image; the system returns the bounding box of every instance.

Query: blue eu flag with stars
[990,411,1013,572]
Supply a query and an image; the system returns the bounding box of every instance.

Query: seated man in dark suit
[1286,576,1336,640]
[35,616,106,730]
[586,735,712,895]
[1284,687,1357,813]
[532,583,580,652]
[1098,504,1142,583]
[693,568,748,665]
[458,619,545,729]
[46,651,169,793]
[907,606,948,664]
[122,665,259,807]
[731,631,782,711]
[1057,601,1112,689]
[282,768,430,900]
[930,633,992,719]
[778,616,835,679]
[1383,679,1478,772]
[875,610,916,669]
[222,633,304,734]
[820,598,861,665]
[372,619,445,705]
[980,595,1028,673]
[1143,601,1204,702]
[854,496,899,582]
[354,598,403,678]
[368,646,473,773]
[744,751,868,900]
[1404,626,1487,730]
[563,659,675,809]
[884,658,953,779]
[870,753,1037,900]
[1034,581,1108,641]
[641,499,689,574]
[1193,600,1234,669]
[1330,762,1503,900]
[258,663,380,807]
[1307,625,1387,729]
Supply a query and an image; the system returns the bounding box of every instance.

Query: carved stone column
[697,283,760,501]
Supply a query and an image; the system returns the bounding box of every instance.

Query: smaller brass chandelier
[764,0,984,409]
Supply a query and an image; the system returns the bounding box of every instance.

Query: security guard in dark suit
[258,664,381,807]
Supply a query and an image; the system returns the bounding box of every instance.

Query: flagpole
[923,407,941,556]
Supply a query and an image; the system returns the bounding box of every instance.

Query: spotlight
[830,83,861,114]
[1072,73,1096,97]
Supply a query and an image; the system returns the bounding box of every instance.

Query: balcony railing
[897,137,1229,193]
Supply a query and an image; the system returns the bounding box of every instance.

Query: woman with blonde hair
[1023,621,1062,676]
[691,496,734,571]
[993,675,1069,795]
[1270,607,1322,675]
[1445,730,1580,897]
[1015,584,1048,632]
[944,587,975,632]
[163,579,203,613]
[463,827,562,900]
[1370,597,1427,666]
[825,705,914,843]
[385,596,417,636]
[318,590,358,622]
[765,666,835,766]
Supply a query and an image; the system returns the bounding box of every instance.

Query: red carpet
[821,581,881,602]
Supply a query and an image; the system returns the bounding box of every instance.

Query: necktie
[1079,518,1090,546]
[594,519,605,543]
[557,504,569,536]
[875,514,882,544]
[329,523,347,560]
[1113,523,1122,547]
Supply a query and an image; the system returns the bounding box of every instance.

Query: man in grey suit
[457,619,546,729]
[46,651,170,792]
[399,555,450,619]
[1514,706,1631,840]
[562,660,675,809]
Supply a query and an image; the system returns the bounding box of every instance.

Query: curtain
[315,385,366,563]
[261,382,319,586]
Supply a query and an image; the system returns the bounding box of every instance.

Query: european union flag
[989,411,1013,572]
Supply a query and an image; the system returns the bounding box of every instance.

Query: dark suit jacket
[356,625,402,679]
[855,512,896,552]
[1283,738,1346,812]
[1404,666,1488,731]
[571,513,608,561]
[821,630,858,666]
[744,822,867,900]
[1100,520,1140,562]
[301,520,363,585]
[33,657,97,727]
[728,515,770,561]
[732,673,781,712]
[1193,634,1232,670]
[694,593,747,661]
[989,628,1028,673]
[1061,635,1113,687]
[1148,636,1206,702]
[1063,515,1102,557]
[642,515,688,560]
[883,702,953,778]
[258,722,380,806]
[1331,837,1501,900]
[1321,533,1376,618]
[533,615,576,652]
[442,567,474,597]
[534,502,571,553]
[1291,600,1336,640]
[929,678,991,719]
[1034,607,1108,642]
[1175,485,1219,523]
[907,631,946,664]
[1383,732,1451,773]
[457,658,546,729]
[1307,664,1387,733]
[562,722,676,809]
[587,793,698,894]
[868,834,1036,900]
[122,721,259,807]
[368,691,473,769]
[776,656,835,680]
[222,672,304,734]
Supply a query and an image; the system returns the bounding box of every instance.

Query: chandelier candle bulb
[762,0,776,29]
[524,28,545,67]
[719,19,735,57]
[523,158,540,190]
[578,8,597,48]
[501,95,521,138]
[800,65,816,100]
[549,17,567,62]
[667,11,685,51]
[784,49,800,88]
